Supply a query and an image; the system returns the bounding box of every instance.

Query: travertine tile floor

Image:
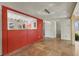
[10,38,75,56]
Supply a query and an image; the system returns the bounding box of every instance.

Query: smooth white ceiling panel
[0,2,76,21]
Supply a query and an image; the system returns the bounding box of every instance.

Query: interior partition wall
[2,6,43,55]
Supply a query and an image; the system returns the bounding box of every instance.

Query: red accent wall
[2,6,8,55]
[2,6,43,55]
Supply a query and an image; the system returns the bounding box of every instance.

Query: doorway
[75,20,79,41]
[56,21,61,39]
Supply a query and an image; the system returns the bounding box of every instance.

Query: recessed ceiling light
[48,4,54,7]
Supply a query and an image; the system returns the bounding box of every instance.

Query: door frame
[71,15,79,45]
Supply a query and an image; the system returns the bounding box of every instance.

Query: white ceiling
[0,2,77,21]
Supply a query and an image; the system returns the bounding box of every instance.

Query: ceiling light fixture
[44,9,50,14]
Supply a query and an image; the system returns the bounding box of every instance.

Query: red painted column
[2,6,8,55]
[37,19,43,40]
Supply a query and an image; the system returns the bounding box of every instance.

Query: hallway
[0,2,79,56]
[9,38,75,56]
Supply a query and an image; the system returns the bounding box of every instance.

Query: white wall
[60,19,71,40]
[44,21,56,38]
[44,19,71,40]
[73,2,79,16]
[50,18,71,40]
[0,6,2,55]
[51,21,56,38]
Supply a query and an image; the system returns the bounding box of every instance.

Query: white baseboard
[45,36,56,38]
